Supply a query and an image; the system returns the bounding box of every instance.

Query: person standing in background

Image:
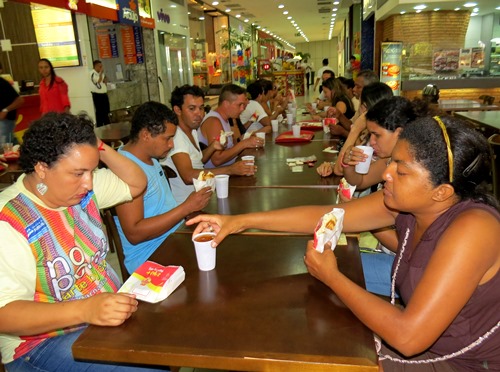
[344,55,357,79]
[313,58,332,93]
[38,58,71,115]
[0,64,24,143]
[90,60,111,127]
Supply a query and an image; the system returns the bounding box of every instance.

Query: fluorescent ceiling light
[413,4,427,10]
[463,2,477,7]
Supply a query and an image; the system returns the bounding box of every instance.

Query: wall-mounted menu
[31,3,80,68]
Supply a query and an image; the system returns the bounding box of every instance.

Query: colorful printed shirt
[0,169,132,364]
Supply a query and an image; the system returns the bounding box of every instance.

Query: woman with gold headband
[188,115,500,370]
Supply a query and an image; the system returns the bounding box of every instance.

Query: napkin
[313,208,345,252]
[193,171,215,192]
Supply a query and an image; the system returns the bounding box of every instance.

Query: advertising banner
[380,42,402,96]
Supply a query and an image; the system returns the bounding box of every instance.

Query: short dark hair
[366,96,417,132]
[322,69,335,79]
[349,55,356,60]
[357,70,379,85]
[170,85,205,109]
[337,76,354,90]
[20,113,97,174]
[246,81,263,100]
[129,101,178,141]
[360,82,393,110]
[93,60,102,67]
[258,79,273,95]
[218,84,246,105]
[401,116,498,209]
[322,58,329,65]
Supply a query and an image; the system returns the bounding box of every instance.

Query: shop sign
[116,0,139,26]
[121,25,143,64]
[156,8,170,23]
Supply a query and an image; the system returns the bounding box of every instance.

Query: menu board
[31,4,80,68]
[380,42,402,96]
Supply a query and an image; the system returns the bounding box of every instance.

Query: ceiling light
[170,4,176,7]
[283,10,288,14]
[278,4,284,8]
[497,6,500,9]
[244,19,249,22]
[257,26,261,29]
[473,7,479,12]
[332,7,338,11]
[471,12,478,16]
[199,16,205,20]
[235,14,241,18]
[400,10,406,14]
[333,1,339,4]
[463,2,477,7]
[287,16,292,19]
[413,4,427,10]
[433,8,440,11]
[225,8,231,12]
[454,7,460,10]
[211,1,219,5]
[416,9,421,13]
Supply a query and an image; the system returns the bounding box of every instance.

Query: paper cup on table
[311,102,317,110]
[214,175,229,198]
[271,119,279,132]
[292,124,301,137]
[286,113,294,125]
[287,103,293,111]
[241,155,255,165]
[354,146,374,174]
[256,132,266,142]
[192,232,217,271]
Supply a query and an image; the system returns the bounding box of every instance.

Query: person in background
[344,55,357,79]
[239,81,271,133]
[0,64,24,143]
[313,58,333,93]
[337,76,357,110]
[309,77,355,127]
[90,60,111,127]
[188,115,500,371]
[38,58,71,115]
[0,113,174,371]
[258,79,286,119]
[163,85,255,204]
[198,84,263,168]
[115,101,211,274]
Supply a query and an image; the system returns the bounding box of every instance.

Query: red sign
[121,25,137,64]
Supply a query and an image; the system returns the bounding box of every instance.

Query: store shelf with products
[490,54,500,76]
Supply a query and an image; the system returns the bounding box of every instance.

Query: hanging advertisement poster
[433,50,459,72]
[380,42,402,96]
[471,47,485,69]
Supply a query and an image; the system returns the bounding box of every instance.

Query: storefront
[151,0,191,104]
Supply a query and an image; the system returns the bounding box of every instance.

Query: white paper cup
[292,124,301,137]
[323,105,330,112]
[192,232,217,271]
[214,175,229,198]
[311,102,317,110]
[241,155,255,165]
[291,107,297,116]
[271,119,279,132]
[286,113,294,125]
[322,119,330,133]
[256,132,266,141]
[354,146,374,174]
[287,103,293,110]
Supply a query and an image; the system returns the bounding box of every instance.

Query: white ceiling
[191,0,499,48]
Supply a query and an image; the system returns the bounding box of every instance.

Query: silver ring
[208,224,214,232]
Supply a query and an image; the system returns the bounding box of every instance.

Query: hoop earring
[36,182,48,196]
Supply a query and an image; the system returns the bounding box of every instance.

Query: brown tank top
[394,200,500,371]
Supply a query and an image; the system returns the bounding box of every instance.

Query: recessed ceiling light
[278,4,284,8]
[211,1,219,5]
[199,16,205,20]
[332,7,338,11]
[283,10,288,14]
[287,16,292,19]
[413,4,427,10]
[257,26,261,29]
[235,14,241,18]
[455,7,460,10]
[225,8,231,12]
[473,7,479,12]
[400,10,406,14]
[416,9,421,13]
[244,19,249,22]
[497,6,500,9]
[434,8,440,11]
[170,4,176,7]
[463,2,477,7]
[333,1,340,4]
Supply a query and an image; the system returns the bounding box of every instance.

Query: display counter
[272,70,305,97]
[401,77,500,102]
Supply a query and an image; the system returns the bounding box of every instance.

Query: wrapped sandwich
[337,178,357,203]
[218,130,233,146]
[313,208,345,252]
[193,171,215,192]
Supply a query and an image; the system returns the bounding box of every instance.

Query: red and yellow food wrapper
[337,178,357,202]
[313,208,345,252]
[193,171,215,192]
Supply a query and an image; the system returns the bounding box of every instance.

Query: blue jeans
[361,252,396,297]
[0,119,15,144]
[5,329,171,372]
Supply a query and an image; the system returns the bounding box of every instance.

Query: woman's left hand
[304,240,339,286]
[343,146,367,166]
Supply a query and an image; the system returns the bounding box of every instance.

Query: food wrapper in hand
[192,171,215,192]
[217,130,233,146]
[313,208,345,252]
[338,178,357,201]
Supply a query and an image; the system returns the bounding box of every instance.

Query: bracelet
[340,160,349,168]
[98,141,105,151]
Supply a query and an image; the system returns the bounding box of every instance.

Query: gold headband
[433,116,454,183]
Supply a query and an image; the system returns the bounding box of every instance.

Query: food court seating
[489,134,500,201]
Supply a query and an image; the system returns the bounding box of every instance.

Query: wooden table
[73,234,378,371]
[454,111,500,132]
[94,122,131,145]
[434,99,499,113]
